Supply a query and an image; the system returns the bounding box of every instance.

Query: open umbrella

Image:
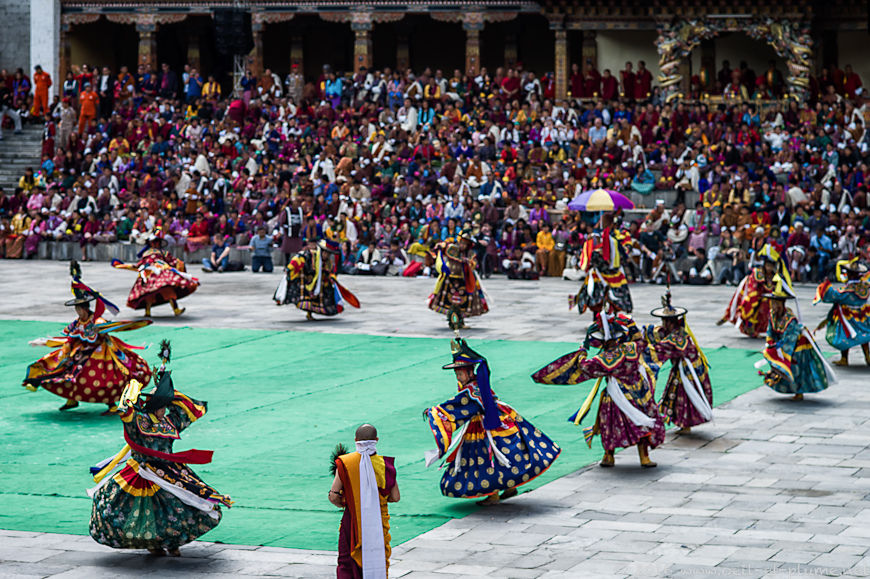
[567,188,634,212]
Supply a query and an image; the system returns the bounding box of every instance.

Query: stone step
[0,122,44,193]
[29,240,275,266]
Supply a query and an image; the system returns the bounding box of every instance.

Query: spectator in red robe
[635,60,653,101]
[584,60,601,98]
[600,69,618,101]
[570,63,584,98]
[843,65,863,100]
[620,62,636,100]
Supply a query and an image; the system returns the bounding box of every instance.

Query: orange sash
[335,452,392,571]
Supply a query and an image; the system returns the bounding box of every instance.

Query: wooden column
[505,32,518,68]
[397,33,409,71]
[249,16,264,77]
[291,36,304,69]
[187,28,201,71]
[351,11,373,71]
[700,39,715,92]
[58,20,72,80]
[555,28,568,99]
[136,20,157,71]
[463,12,484,75]
[678,59,691,99]
[582,30,597,70]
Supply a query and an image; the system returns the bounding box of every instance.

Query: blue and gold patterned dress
[88,393,232,550]
[762,309,833,395]
[814,279,870,352]
[424,381,560,499]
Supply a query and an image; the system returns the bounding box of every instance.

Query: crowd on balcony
[0,57,868,285]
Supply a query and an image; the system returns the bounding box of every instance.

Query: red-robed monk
[329,424,400,579]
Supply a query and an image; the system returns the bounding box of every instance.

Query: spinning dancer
[424,337,560,505]
[23,261,152,413]
[718,244,787,337]
[428,234,489,330]
[814,258,870,366]
[274,239,360,319]
[569,229,632,316]
[645,289,713,434]
[112,229,199,317]
[759,280,836,401]
[89,341,232,556]
[532,312,664,468]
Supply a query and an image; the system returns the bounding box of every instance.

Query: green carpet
[0,320,764,550]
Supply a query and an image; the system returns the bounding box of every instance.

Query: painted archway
[655,18,813,102]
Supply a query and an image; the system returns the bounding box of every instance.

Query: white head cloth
[356,439,386,579]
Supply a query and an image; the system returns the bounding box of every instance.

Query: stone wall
[30,241,285,267]
[0,0,30,73]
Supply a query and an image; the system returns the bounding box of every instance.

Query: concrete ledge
[29,241,283,266]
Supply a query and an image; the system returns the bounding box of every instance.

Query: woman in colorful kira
[718,244,786,337]
[274,238,360,319]
[645,288,713,434]
[813,258,870,366]
[760,280,836,401]
[23,261,152,414]
[532,312,665,468]
[570,229,633,316]
[424,337,560,505]
[88,341,232,556]
[428,233,489,330]
[112,228,199,318]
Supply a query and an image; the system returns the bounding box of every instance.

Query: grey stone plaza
[2,262,870,578]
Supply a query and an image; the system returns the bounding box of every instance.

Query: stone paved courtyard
[3,261,870,578]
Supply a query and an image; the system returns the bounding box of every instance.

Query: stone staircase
[0,124,44,192]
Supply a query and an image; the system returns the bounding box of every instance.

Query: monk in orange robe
[329,424,400,578]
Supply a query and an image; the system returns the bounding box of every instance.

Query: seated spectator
[504,246,537,280]
[354,241,384,275]
[203,233,231,273]
[243,226,274,273]
[535,222,554,277]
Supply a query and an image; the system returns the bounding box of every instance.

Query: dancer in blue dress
[761,281,836,400]
[814,258,870,367]
[424,337,560,505]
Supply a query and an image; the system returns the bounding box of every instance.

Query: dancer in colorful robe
[532,312,665,467]
[274,239,360,319]
[112,229,199,317]
[329,424,400,579]
[424,338,560,505]
[760,281,836,401]
[570,229,633,315]
[88,341,232,556]
[814,258,870,366]
[718,244,786,337]
[23,261,153,413]
[645,290,713,434]
[428,234,489,330]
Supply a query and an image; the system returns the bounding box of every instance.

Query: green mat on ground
[0,319,763,550]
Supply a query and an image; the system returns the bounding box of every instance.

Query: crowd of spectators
[1,58,869,285]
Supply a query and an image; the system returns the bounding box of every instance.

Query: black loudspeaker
[214,8,254,56]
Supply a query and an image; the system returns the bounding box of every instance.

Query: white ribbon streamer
[273,275,288,302]
[802,328,839,386]
[355,440,386,579]
[486,430,512,468]
[677,360,713,421]
[729,276,747,328]
[137,466,221,520]
[605,377,656,428]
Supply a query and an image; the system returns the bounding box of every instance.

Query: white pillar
[30,0,61,96]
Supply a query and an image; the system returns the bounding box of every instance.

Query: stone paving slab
[2,262,869,577]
